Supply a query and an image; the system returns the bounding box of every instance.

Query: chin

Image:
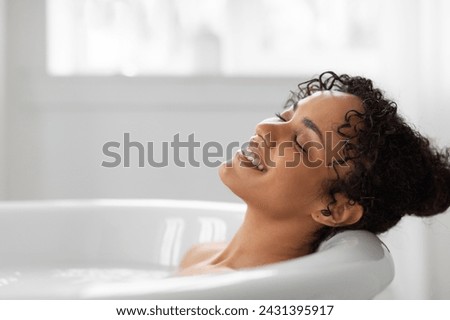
[218,159,261,206]
[218,160,237,193]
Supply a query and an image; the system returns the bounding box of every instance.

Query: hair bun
[407,148,450,217]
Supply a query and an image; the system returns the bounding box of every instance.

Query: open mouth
[237,147,265,171]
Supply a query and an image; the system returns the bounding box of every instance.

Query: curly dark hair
[284,71,450,252]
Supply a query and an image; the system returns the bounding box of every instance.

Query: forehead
[294,91,363,130]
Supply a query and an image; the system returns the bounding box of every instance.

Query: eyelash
[275,112,287,122]
[274,112,307,154]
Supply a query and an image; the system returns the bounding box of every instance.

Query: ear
[311,193,364,227]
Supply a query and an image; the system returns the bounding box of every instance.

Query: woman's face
[219,90,363,219]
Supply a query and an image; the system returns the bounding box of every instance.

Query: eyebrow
[302,117,323,142]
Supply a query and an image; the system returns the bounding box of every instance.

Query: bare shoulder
[178,242,227,269]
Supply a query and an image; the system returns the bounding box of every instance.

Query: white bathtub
[0,199,394,299]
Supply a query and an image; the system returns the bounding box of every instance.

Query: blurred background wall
[0,0,6,200]
[1,0,449,298]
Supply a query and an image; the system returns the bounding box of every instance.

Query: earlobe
[312,194,364,227]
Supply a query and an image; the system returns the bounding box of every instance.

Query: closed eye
[275,112,287,122]
[295,141,307,154]
[274,113,307,154]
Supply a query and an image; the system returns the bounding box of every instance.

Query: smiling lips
[239,136,266,172]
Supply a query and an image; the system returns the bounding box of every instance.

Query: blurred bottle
[192,25,222,75]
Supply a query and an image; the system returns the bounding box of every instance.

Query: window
[47,0,382,76]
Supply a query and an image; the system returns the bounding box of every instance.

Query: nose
[254,116,290,146]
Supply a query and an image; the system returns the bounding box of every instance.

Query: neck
[210,205,319,269]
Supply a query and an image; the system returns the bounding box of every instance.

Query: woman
[177,71,450,276]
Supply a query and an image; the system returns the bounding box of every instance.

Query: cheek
[256,170,321,216]
[267,161,326,202]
